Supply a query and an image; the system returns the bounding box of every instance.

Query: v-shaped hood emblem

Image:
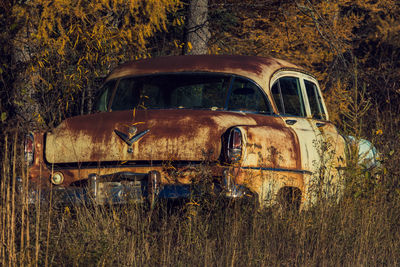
[114,129,150,146]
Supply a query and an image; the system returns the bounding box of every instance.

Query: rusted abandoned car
[24,55,350,208]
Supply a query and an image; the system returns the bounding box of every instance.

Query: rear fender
[222,125,305,207]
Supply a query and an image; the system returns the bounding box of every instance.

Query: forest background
[1,0,399,135]
[1,0,400,265]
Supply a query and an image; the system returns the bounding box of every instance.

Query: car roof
[105,55,303,90]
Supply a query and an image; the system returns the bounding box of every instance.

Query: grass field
[1,130,399,266]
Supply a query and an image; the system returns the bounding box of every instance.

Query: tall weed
[0,125,399,266]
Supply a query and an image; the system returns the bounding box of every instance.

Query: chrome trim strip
[240,166,312,175]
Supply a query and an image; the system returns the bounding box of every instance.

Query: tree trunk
[184,0,210,55]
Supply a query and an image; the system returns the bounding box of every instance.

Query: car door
[270,73,322,175]
[301,77,346,179]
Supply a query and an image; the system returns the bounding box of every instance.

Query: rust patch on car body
[40,107,304,190]
[242,125,300,170]
[106,55,300,109]
[225,166,305,208]
[45,110,291,164]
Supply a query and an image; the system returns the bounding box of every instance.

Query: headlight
[227,127,243,163]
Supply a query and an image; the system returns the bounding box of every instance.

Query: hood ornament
[128,126,137,135]
[114,129,150,153]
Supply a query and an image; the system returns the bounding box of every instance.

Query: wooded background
[1,0,399,139]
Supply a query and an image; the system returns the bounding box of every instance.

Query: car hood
[44,109,267,164]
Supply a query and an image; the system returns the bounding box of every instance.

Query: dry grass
[1,130,400,266]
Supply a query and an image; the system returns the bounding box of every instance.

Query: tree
[0,0,19,128]
[207,0,400,131]
[184,0,210,55]
[11,0,181,127]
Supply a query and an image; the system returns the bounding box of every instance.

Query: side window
[228,77,271,113]
[304,80,326,120]
[271,77,305,117]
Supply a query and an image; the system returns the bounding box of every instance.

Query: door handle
[285,119,297,125]
[316,122,326,128]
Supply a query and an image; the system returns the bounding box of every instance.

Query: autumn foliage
[8,0,182,126]
[0,0,398,135]
[209,0,400,132]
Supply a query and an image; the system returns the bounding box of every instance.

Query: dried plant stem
[44,183,53,267]
[19,148,25,266]
[25,156,31,266]
[34,169,41,267]
[0,135,8,266]
[10,132,17,265]
[5,135,11,266]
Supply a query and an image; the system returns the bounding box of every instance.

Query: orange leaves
[211,0,360,71]
[12,0,180,124]
[20,0,181,71]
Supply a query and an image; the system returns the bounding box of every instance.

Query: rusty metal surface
[29,159,226,188]
[242,125,300,170]
[38,107,305,192]
[228,167,305,207]
[106,55,300,98]
[26,132,53,187]
[45,109,290,164]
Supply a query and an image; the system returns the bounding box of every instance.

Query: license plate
[95,180,143,204]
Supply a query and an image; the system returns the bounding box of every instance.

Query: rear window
[102,74,230,111]
[96,73,272,114]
